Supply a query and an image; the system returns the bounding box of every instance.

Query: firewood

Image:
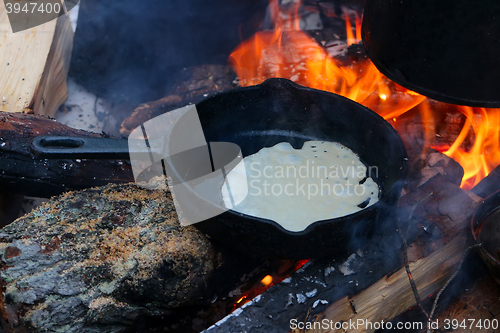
[306,235,468,333]
[399,174,477,261]
[406,148,464,189]
[120,95,184,137]
[0,178,219,333]
[0,112,134,198]
[0,9,73,116]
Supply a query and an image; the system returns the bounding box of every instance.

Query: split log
[0,8,73,116]
[0,112,134,198]
[0,178,219,332]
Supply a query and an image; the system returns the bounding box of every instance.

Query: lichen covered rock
[0,178,218,332]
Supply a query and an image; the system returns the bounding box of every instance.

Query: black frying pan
[31,79,407,259]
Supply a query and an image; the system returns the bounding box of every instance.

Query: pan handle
[31,136,131,159]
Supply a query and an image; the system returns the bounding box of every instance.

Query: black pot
[362,0,500,107]
[194,78,407,259]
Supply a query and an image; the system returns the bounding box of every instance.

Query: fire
[440,107,500,189]
[260,275,273,287]
[229,0,425,119]
[229,0,500,190]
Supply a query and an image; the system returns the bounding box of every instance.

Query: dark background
[70,0,269,105]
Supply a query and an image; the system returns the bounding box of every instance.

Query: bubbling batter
[221,141,379,232]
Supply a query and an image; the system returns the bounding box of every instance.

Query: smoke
[70,0,268,106]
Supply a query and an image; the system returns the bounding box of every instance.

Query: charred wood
[168,65,238,103]
[406,148,464,190]
[398,175,476,261]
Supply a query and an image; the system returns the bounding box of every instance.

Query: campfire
[229,0,500,190]
[1,1,500,333]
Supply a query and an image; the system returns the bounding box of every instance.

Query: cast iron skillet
[192,79,407,259]
[31,79,407,259]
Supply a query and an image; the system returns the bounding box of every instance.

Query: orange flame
[260,275,273,287]
[440,107,500,189]
[231,260,310,312]
[229,0,425,119]
[229,0,500,190]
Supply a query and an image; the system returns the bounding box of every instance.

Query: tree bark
[0,178,218,333]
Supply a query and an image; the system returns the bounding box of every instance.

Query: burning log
[406,148,464,189]
[399,175,477,260]
[0,112,134,198]
[0,178,220,332]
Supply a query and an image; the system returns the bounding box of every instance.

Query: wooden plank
[0,2,73,116]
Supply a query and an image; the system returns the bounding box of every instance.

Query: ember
[232,259,311,311]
